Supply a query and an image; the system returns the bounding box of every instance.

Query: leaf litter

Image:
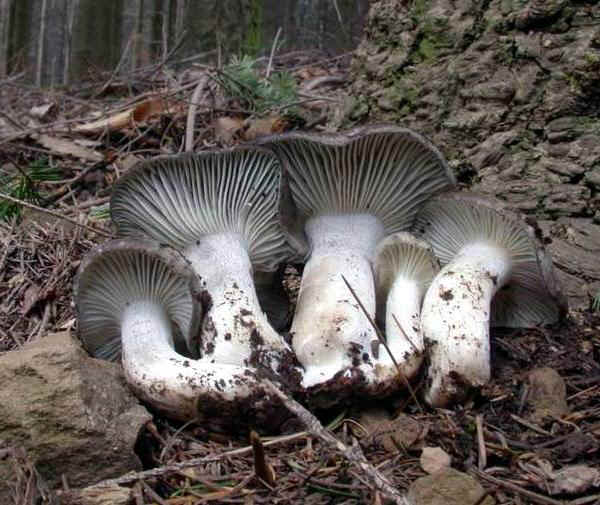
[0,48,599,505]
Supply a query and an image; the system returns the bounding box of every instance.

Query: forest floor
[0,51,599,505]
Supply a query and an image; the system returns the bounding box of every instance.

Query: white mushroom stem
[380,276,423,376]
[293,214,384,387]
[184,233,290,366]
[421,242,512,407]
[121,301,254,420]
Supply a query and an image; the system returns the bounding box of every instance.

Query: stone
[0,332,151,500]
[408,468,494,505]
[357,409,424,452]
[56,485,133,505]
[526,367,569,424]
[420,447,451,475]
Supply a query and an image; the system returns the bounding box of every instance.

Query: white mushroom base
[421,242,512,407]
[293,214,384,388]
[184,234,292,370]
[121,301,259,421]
[378,276,424,378]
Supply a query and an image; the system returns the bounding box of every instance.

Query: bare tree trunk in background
[62,0,77,84]
[121,0,141,73]
[0,0,13,77]
[161,1,170,60]
[175,0,185,40]
[36,0,48,85]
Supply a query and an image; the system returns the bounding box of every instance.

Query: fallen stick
[262,379,409,505]
[0,192,113,238]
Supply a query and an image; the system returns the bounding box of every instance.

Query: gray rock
[0,332,151,499]
[408,468,494,505]
[526,367,569,424]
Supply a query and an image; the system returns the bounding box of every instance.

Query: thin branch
[475,414,487,470]
[341,274,423,413]
[94,35,134,98]
[0,192,113,238]
[266,27,282,79]
[470,469,567,505]
[263,379,409,505]
[391,313,419,353]
[185,74,209,152]
[88,428,314,487]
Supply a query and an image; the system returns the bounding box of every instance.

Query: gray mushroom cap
[256,123,456,252]
[74,238,201,361]
[110,147,291,272]
[374,232,440,322]
[108,147,296,371]
[413,191,568,327]
[251,125,455,398]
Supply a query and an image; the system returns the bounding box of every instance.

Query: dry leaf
[21,284,41,316]
[8,273,26,287]
[59,318,76,331]
[357,409,424,452]
[34,134,103,161]
[75,96,179,134]
[243,116,287,141]
[115,154,142,173]
[29,103,55,119]
[549,465,600,495]
[214,116,244,144]
[420,446,452,474]
[295,67,327,80]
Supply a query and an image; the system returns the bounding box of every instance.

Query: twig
[88,428,314,487]
[159,419,198,462]
[391,313,419,353]
[470,469,567,505]
[571,493,600,505]
[510,414,551,436]
[302,74,346,92]
[185,74,209,152]
[475,414,487,470]
[251,430,275,487]
[297,91,341,102]
[266,27,282,79]
[0,71,26,85]
[341,275,423,413]
[472,490,493,505]
[263,379,409,505]
[94,35,134,98]
[536,421,600,449]
[0,192,113,238]
[132,482,144,505]
[140,480,168,505]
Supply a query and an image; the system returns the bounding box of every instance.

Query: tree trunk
[0,0,13,77]
[35,0,48,86]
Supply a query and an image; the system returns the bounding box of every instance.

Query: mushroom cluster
[74,124,567,426]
